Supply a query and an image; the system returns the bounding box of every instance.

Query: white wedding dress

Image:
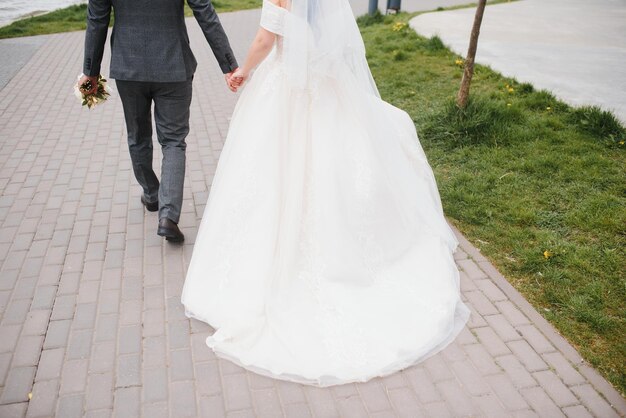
[181,0,471,387]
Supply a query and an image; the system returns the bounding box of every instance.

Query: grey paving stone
[169,381,198,418]
[496,300,531,326]
[464,343,502,376]
[532,370,578,407]
[143,336,167,369]
[484,313,523,343]
[508,340,549,373]
[541,352,586,386]
[473,392,509,418]
[72,303,97,330]
[422,354,455,382]
[251,387,284,417]
[0,351,12,384]
[67,329,93,360]
[143,368,168,403]
[356,380,393,413]
[223,372,254,412]
[465,289,500,316]
[84,409,113,418]
[85,372,114,411]
[405,367,443,404]
[0,402,28,418]
[457,258,488,280]
[12,335,44,367]
[35,348,65,382]
[169,349,194,382]
[436,379,481,417]
[168,320,191,350]
[495,354,537,389]
[60,359,88,395]
[142,402,168,418]
[89,341,115,374]
[450,359,491,396]
[515,324,556,354]
[562,404,593,418]
[56,394,84,418]
[21,309,51,336]
[283,402,313,418]
[1,366,36,403]
[277,380,307,405]
[113,387,140,418]
[142,309,165,338]
[520,385,566,418]
[115,354,141,388]
[246,372,276,389]
[474,326,512,357]
[93,314,118,343]
[570,384,620,418]
[43,319,71,349]
[117,324,141,355]
[2,298,31,325]
[335,393,368,417]
[26,379,59,418]
[485,373,530,411]
[387,387,423,417]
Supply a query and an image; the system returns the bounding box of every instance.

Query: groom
[80,0,241,243]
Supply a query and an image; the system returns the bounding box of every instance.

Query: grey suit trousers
[115,79,192,224]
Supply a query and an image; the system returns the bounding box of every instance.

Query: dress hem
[183,298,471,387]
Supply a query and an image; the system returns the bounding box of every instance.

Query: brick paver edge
[447,220,626,415]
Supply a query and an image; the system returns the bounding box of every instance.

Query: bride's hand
[230,68,248,89]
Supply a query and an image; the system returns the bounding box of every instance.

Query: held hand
[226,68,248,92]
[78,74,99,95]
[225,72,238,92]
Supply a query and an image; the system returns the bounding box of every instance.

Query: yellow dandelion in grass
[507,87,515,93]
[546,106,552,111]
[455,58,464,66]
[392,22,407,32]
[543,250,553,259]
[507,103,512,107]
[619,140,624,145]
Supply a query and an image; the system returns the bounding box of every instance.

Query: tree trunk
[456,0,487,109]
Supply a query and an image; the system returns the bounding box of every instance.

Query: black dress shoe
[157,217,184,243]
[141,195,158,212]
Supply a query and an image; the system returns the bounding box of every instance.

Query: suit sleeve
[186,0,239,74]
[83,0,112,77]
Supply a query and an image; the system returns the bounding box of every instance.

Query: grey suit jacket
[83,0,238,82]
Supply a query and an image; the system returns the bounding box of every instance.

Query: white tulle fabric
[181,0,471,387]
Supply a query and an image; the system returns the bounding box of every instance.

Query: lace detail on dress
[260,0,287,36]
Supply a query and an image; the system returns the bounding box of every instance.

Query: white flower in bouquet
[74,74,112,109]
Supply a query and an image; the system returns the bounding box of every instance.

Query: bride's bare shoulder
[265,0,288,10]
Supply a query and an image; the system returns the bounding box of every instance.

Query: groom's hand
[79,74,99,95]
[226,68,245,92]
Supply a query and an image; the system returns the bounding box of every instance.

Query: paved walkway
[0,7,624,418]
[409,0,626,123]
[349,0,478,17]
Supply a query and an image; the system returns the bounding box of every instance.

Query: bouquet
[74,74,112,109]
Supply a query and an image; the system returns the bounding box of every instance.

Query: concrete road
[410,0,626,123]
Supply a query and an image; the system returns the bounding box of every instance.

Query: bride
[181,0,470,387]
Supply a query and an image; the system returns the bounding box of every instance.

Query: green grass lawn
[358,12,625,395]
[0,0,261,39]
